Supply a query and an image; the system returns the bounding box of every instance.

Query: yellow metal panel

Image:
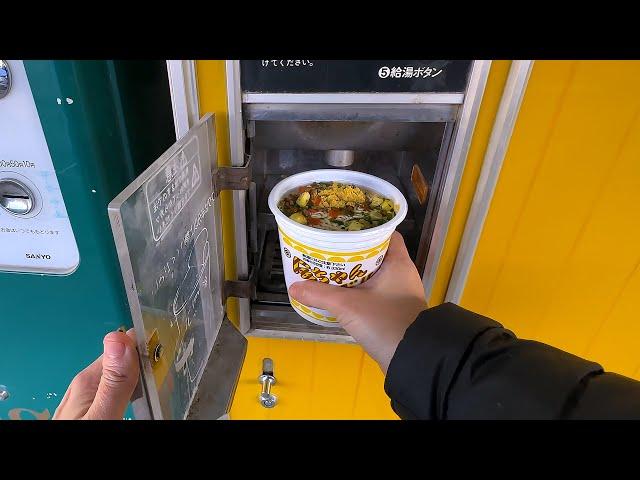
[228,337,316,419]
[230,338,398,419]
[308,342,363,419]
[353,353,399,419]
[429,61,512,305]
[461,60,640,378]
[195,60,239,326]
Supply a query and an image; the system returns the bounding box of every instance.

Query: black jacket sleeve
[384,302,640,419]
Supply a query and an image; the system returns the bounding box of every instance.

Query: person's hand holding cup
[289,231,428,374]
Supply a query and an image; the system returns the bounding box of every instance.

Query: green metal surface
[0,60,175,419]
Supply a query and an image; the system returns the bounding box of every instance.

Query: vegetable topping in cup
[277,181,398,231]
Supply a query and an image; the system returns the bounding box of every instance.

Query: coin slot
[0,60,11,99]
[0,179,34,216]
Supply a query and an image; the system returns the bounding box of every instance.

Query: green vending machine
[0,60,176,419]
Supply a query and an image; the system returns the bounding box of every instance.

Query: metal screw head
[260,392,277,408]
[0,385,9,401]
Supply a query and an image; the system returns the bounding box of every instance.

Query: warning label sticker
[145,136,202,241]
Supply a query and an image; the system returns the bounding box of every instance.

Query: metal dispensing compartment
[226,60,489,342]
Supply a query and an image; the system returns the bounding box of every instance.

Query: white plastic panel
[0,60,79,275]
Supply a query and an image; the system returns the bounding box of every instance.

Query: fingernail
[105,341,126,359]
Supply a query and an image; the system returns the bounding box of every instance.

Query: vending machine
[1,60,490,419]
[107,60,490,419]
[0,60,175,419]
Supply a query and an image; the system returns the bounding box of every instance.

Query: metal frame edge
[421,60,493,299]
[444,60,534,303]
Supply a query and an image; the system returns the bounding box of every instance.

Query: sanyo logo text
[26,253,52,260]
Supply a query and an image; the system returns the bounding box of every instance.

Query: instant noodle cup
[268,170,408,327]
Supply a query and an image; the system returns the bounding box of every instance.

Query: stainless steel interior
[244,116,457,337]
[326,150,354,167]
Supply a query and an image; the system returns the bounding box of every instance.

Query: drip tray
[251,230,352,342]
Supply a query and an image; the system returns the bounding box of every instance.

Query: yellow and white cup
[268,170,408,327]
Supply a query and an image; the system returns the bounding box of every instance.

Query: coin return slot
[0,179,34,216]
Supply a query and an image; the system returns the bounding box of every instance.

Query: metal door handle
[258,358,277,408]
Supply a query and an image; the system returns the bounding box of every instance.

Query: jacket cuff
[384,302,502,419]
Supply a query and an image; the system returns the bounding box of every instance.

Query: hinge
[246,120,256,139]
[223,268,256,301]
[212,157,252,197]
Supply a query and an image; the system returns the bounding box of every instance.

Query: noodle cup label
[278,227,391,327]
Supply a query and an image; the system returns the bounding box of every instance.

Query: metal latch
[258,358,277,408]
[212,157,252,197]
[145,328,164,367]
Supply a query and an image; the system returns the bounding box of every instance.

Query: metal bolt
[0,385,9,401]
[258,358,277,408]
[262,357,274,376]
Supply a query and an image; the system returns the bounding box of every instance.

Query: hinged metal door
[108,114,250,420]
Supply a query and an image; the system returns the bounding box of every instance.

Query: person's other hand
[53,329,140,420]
[289,231,428,374]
